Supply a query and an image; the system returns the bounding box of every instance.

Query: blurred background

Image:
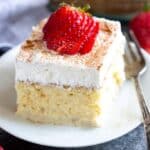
[49,0,147,19]
[0,0,149,49]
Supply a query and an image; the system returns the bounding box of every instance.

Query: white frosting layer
[15,19,125,88]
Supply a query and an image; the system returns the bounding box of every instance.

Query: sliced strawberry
[43,5,99,55]
[79,21,99,54]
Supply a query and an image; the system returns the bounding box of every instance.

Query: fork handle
[133,77,150,148]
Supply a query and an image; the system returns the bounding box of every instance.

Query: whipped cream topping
[15,18,125,88]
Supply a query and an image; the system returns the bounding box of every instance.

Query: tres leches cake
[15,5,125,127]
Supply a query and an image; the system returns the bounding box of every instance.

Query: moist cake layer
[16,82,100,126]
[16,56,125,127]
[16,18,125,88]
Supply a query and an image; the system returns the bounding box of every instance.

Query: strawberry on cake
[15,5,125,127]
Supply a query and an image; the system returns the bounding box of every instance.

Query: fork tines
[124,31,145,63]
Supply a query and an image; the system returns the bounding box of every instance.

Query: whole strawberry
[129,11,150,53]
[43,5,99,55]
[0,145,4,150]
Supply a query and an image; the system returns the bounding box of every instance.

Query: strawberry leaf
[144,1,150,11]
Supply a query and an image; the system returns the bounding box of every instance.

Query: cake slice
[15,5,125,127]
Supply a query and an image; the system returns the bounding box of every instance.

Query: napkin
[0,0,49,49]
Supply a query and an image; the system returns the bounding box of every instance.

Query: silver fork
[124,30,150,148]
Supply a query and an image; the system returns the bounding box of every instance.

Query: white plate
[0,46,150,148]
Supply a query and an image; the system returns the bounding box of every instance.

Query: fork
[124,30,150,148]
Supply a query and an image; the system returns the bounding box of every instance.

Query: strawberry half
[129,11,150,53]
[43,5,99,55]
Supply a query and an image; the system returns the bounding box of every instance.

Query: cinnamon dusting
[17,18,120,69]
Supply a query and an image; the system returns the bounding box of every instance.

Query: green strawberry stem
[82,4,91,12]
[59,2,68,7]
[144,0,150,11]
[59,2,90,12]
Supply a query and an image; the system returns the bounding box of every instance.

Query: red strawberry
[129,11,150,53]
[43,5,99,55]
[0,145,4,150]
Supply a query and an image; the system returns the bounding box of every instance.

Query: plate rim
[0,45,147,148]
[0,122,142,148]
